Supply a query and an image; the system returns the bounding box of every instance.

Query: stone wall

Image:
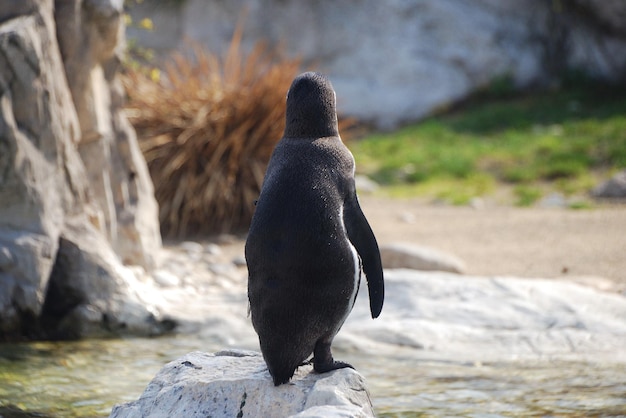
[0,0,166,340]
[127,0,626,129]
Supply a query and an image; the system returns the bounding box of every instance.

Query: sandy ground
[358,196,626,291]
[217,196,626,292]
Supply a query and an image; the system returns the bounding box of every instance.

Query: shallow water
[1,335,625,417]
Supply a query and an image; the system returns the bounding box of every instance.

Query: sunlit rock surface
[0,0,164,340]
[341,270,626,362]
[107,257,626,416]
[109,350,375,418]
[152,242,626,363]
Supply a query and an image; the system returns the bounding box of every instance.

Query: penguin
[245,72,384,386]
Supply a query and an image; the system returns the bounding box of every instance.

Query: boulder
[380,242,466,273]
[40,219,174,339]
[55,0,161,269]
[0,0,86,338]
[592,170,626,199]
[127,0,626,129]
[109,350,375,418]
[341,269,626,361]
[0,0,166,340]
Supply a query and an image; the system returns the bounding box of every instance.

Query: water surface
[1,336,625,417]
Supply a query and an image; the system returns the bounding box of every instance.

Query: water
[1,336,625,417]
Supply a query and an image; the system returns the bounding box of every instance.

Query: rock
[539,192,568,208]
[180,241,204,254]
[152,270,181,287]
[398,212,417,224]
[340,269,626,362]
[380,242,466,273]
[107,240,626,365]
[0,0,166,340]
[109,350,375,418]
[127,0,626,129]
[592,170,626,199]
[204,243,222,256]
[208,263,238,279]
[468,197,485,210]
[232,255,247,267]
[55,0,162,269]
[0,2,86,338]
[41,219,174,339]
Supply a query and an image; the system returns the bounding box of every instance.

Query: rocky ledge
[109,350,374,418]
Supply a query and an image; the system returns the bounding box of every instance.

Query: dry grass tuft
[123,27,301,237]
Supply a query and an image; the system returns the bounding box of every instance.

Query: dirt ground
[358,196,626,292]
[219,196,626,293]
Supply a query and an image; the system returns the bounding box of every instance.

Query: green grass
[349,82,626,206]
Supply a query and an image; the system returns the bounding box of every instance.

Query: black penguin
[245,72,384,386]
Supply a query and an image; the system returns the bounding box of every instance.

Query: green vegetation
[349,81,626,206]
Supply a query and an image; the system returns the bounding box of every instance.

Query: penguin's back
[246,136,355,269]
[245,135,359,356]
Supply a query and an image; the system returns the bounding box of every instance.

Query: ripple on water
[1,338,626,417]
[364,355,626,417]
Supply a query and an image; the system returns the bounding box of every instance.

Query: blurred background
[123,0,626,236]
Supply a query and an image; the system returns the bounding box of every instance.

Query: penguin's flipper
[343,195,384,318]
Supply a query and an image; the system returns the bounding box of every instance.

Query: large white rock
[146,242,626,365]
[109,350,375,418]
[340,269,626,362]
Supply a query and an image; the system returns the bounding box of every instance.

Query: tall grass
[123,27,301,237]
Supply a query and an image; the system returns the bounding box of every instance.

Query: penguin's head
[284,72,339,139]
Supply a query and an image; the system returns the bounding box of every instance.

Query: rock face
[0,0,165,340]
[109,350,375,418]
[55,0,162,269]
[127,0,626,129]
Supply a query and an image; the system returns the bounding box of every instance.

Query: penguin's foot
[298,358,313,367]
[312,339,353,374]
[313,359,354,374]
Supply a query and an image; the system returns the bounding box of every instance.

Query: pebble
[539,193,567,208]
[232,256,247,267]
[153,270,181,287]
[469,197,485,209]
[205,243,222,256]
[398,212,416,224]
[180,241,204,254]
[209,263,237,278]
